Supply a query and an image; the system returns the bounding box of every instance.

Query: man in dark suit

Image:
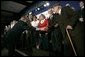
[52,3,78,56]
[48,6,63,56]
[6,14,31,56]
[70,1,84,56]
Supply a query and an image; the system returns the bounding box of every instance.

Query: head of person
[48,8,54,17]
[28,14,33,21]
[39,14,46,21]
[53,2,61,14]
[79,1,84,8]
[29,14,33,19]
[13,20,17,24]
[33,15,37,21]
[20,14,29,21]
[10,20,16,25]
[48,8,53,15]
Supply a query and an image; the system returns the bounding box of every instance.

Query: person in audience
[48,8,54,55]
[52,2,79,56]
[38,14,49,50]
[48,4,63,56]
[70,1,84,56]
[10,20,17,29]
[31,15,39,30]
[30,15,40,49]
[6,14,31,56]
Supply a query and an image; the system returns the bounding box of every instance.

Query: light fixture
[44,2,50,7]
[46,2,50,6]
[29,12,32,14]
[65,3,70,7]
[44,4,46,7]
[37,8,40,10]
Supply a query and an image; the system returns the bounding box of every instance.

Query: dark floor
[1,47,49,56]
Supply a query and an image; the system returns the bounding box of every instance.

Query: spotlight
[37,8,40,10]
[44,2,50,7]
[46,2,50,6]
[65,3,70,7]
[29,12,32,14]
[44,4,46,7]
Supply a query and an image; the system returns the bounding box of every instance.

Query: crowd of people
[2,1,84,56]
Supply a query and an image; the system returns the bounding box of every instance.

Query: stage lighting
[29,12,32,14]
[37,8,40,10]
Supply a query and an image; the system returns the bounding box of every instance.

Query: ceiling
[1,1,80,19]
[1,1,35,17]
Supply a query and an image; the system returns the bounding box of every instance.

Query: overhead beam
[26,1,33,3]
[21,1,45,15]
[1,10,18,14]
[13,1,31,6]
[18,1,38,15]
[19,1,39,15]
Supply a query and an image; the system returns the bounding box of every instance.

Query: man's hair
[40,14,45,18]
[52,2,61,8]
[33,15,37,19]
[21,14,28,18]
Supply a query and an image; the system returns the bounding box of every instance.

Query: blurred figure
[30,15,39,49]
[48,4,63,56]
[48,8,54,28]
[6,14,30,56]
[70,1,84,56]
[38,14,49,50]
[38,14,48,31]
[7,25,11,31]
[10,20,17,29]
[3,26,9,49]
[79,1,84,22]
[31,15,39,30]
[48,8,54,55]
[29,14,33,22]
[4,26,9,34]
[52,2,79,56]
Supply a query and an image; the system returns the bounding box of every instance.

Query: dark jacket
[71,8,84,56]
[6,20,29,45]
[57,6,78,56]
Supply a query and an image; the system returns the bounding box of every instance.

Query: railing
[20,30,29,49]
[15,28,77,56]
[15,30,30,56]
[15,49,28,56]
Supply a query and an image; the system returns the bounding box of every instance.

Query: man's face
[53,6,61,14]
[24,15,28,21]
[28,14,33,21]
[33,16,37,21]
[48,8,53,14]
[80,1,84,8]
[29,14,32,19]
[39,15,44,20]
[53,6,59,13]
